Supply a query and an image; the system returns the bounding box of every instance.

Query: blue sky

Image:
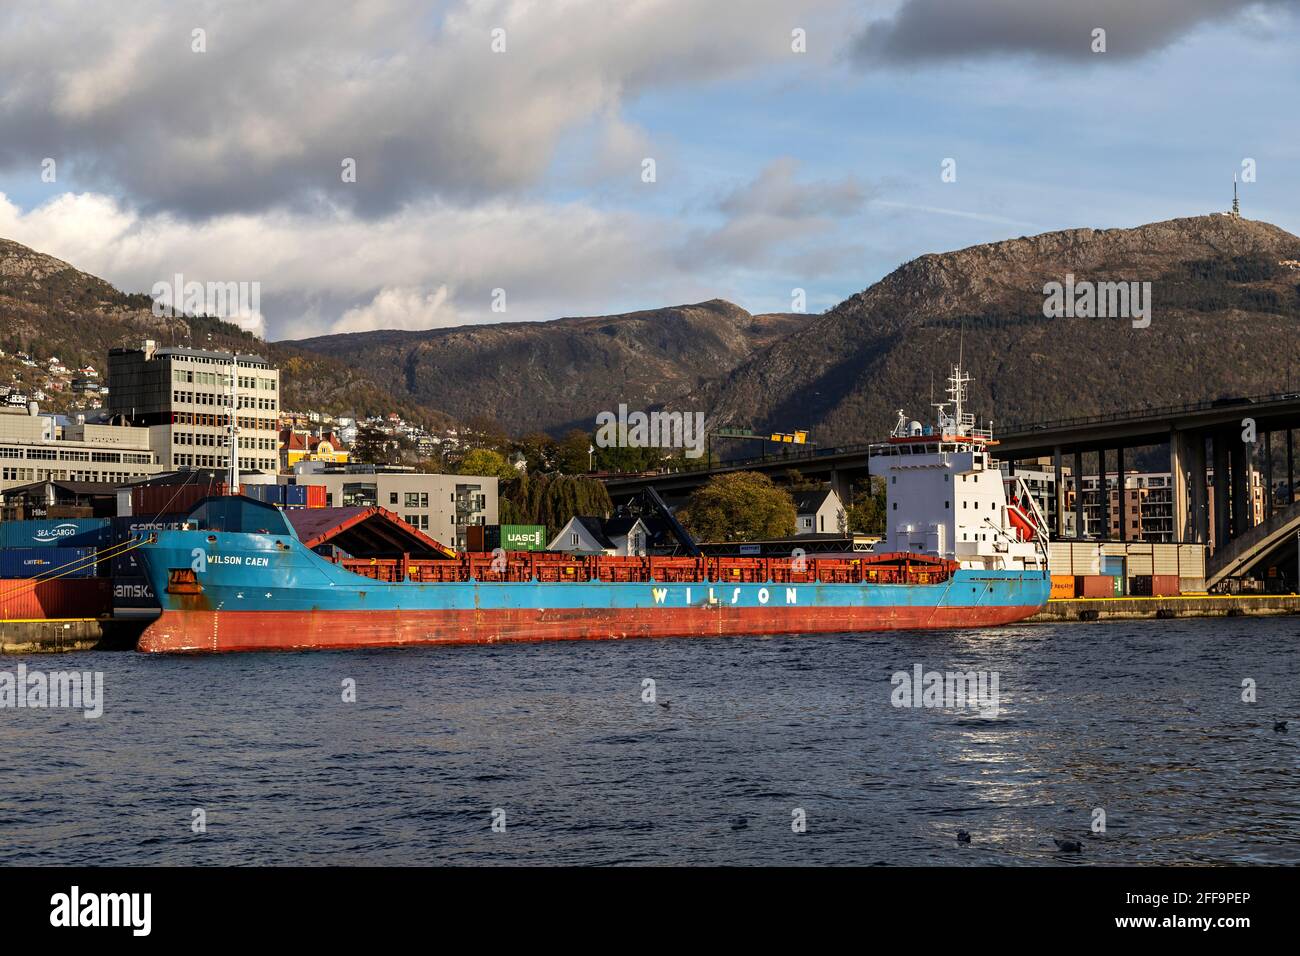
[0,0,1296,337]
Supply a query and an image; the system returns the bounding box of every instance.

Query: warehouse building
[0,405,162,493]
[280,463,497,550]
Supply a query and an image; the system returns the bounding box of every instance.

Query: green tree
[556,429,593,474]
[592,436,664,473]
[678,471,796,542]
[499,472,613,539]
[515,431,558,473]
[352,424,397,465]
[846,477,887,535]
[458,448,516,480]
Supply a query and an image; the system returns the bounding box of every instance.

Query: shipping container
[110,514,193,543]
[499,524,546,551]
[1151,574,1180,597]
[466,525,487,552]
[306,485,327,509]
[112,575,159,610]
[0,547,99,579]
[0,577,113,620]
[1050,574,1075,600]
[132,482,230,518]
[1129,574,1153,596]
[0,518,112,549]
[284,485,308,507]
[1076,575,1119,599]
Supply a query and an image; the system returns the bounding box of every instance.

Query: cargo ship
[130,365,1051,653]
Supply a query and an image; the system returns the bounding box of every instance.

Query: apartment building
[107,340,280,474]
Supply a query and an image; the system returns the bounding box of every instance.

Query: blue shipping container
[110,514,193,544]
[284,485,308,507]
[0,547,98,579]
[0,519,111,549]
[111,549,145,577]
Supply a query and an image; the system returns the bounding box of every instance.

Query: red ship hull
[137,603,1041,654]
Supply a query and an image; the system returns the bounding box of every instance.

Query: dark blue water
[1,617,1296,865]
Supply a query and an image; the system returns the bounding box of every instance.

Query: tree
[458,448,516,480]
[352,424,398,465]
[515,431,558,473]
[847,477,887,535]
[464,415,510,452]
[556,429,593,474]
[678,471,796,542]
[592,437,664,473]
[499,472,613,538]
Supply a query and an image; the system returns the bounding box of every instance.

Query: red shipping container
[1151,575,1180,597]
[1077,574,1118,598]
[465,526,487,552]
[0,578,113,621]
[306,485,327,508]
[132,482,229,518]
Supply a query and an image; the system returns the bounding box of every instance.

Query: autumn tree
[678,471,796,542]
[458,448,516,480]
[846,477,887,535]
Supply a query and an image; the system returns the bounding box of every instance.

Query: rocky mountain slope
[291,300,809,434]
[688,215,1300,446]
[0,238,447,426]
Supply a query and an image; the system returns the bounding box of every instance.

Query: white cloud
[0,0,847,216]
[335,286,458,334]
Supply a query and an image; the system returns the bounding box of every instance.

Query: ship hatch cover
[285,506,457,559]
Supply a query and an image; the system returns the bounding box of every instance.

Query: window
[570,531,580,547]
[390,492,398,505]
[405,492,420,508]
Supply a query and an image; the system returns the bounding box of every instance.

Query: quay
[1030,593,1300,622]
[0,619,144,654]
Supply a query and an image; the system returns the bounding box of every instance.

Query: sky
[0,0,1297,341]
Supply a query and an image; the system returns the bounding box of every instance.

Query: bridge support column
[1230,437,1249,537]
[1171,430,1189,543]
[1213,429,1231,551]
[1289,429,1295,508]
[1117,446,1127,542]
[1073,451,1085,539]
[1264,431,1273,519]
[1098,448,1110,540]
[1053,446,1064,539]
[1190,432,1208,544]
[828,468,853,514]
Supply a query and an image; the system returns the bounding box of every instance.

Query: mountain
[0,238,450,427]
[688,215,1300,448]
[290,300,809,435]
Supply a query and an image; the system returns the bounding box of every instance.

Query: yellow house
[280,429,351,471]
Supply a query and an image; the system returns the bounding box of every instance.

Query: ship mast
[227,354,239,493]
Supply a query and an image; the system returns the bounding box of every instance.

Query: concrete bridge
[601,389,1300,587]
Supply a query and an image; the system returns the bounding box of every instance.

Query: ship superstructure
[871,363,1048,574]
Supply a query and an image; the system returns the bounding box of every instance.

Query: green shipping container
[499,524,547,551]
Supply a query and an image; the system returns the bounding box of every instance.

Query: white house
[792,487,846,535]
[549,516,650,556]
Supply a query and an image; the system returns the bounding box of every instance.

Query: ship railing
[336,551,960,586]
